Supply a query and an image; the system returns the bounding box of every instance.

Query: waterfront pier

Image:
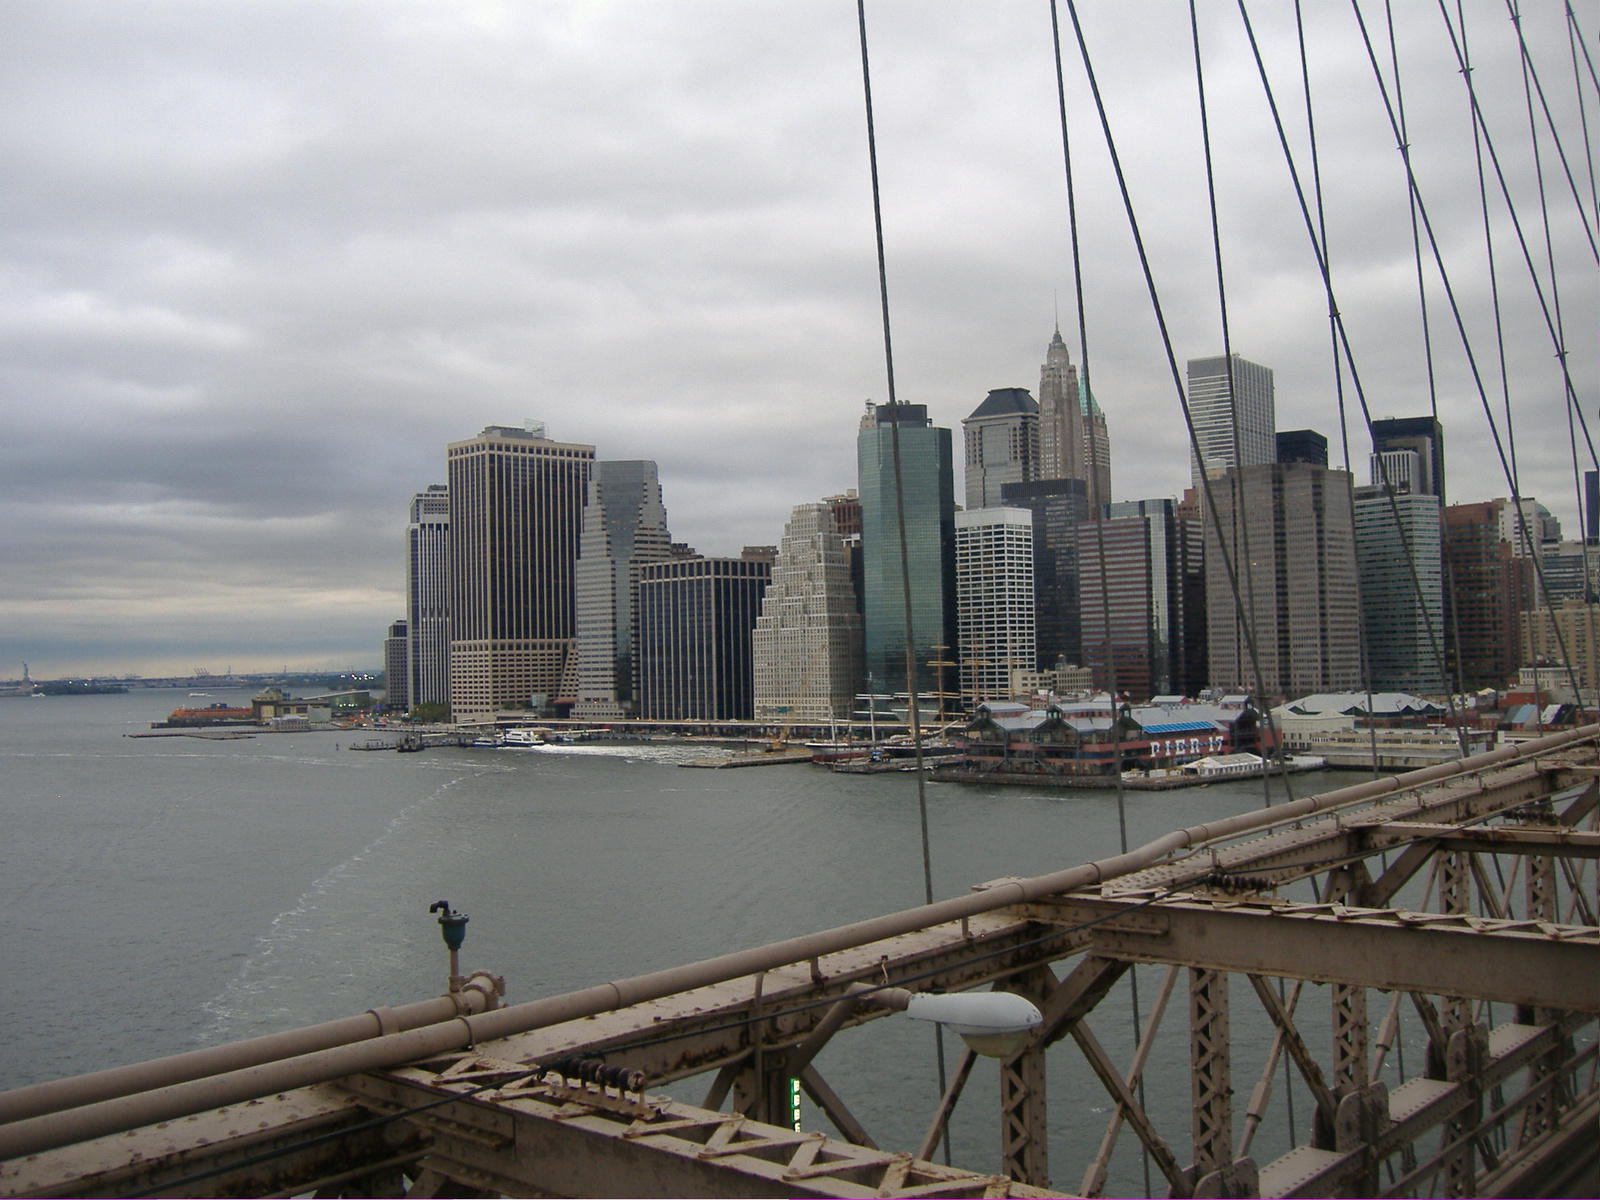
[1,726,1595,1197]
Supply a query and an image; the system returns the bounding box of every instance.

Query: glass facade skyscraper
[406,484,450,711]
[857,402,957,698]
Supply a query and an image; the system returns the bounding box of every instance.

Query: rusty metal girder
[337,1064,1068,1198]
[1014,894,1599,1012]
[1360,822,1600,858]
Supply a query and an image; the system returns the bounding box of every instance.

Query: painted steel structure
[3,727,1596,1198]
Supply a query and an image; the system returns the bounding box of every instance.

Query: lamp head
[903,991,1042,1059]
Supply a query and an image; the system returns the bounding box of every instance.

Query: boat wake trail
[197,767,500,1046]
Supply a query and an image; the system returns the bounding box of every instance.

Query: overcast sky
[2,0,1594,678]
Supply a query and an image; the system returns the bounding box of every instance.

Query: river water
[3,689,1362,1190]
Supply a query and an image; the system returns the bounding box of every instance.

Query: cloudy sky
[2,0,1594,677]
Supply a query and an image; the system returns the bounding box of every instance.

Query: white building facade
[955,507,1036,704]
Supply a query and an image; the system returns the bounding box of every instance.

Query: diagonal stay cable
[1057,0,1282,799]
[1342,0,1589,709]
[852,0,950,1160]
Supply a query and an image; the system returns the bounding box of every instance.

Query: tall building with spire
[752,502,862,723]
[573,461,672,719]
[1038,330,1083,485]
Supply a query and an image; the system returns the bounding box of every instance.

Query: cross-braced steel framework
[2,726,1596,1198]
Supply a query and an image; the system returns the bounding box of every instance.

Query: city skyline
[1,2,1592,677]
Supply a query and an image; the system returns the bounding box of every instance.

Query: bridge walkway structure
[1,725,1596,1197]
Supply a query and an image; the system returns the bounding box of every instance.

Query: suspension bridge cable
[1343,0,1589,709]
[1295,0,1382,783]
[851,0,951,1160]
[1231,0,1470,748]
[1437,0,1599,482]
[1374,0,1473,752]
[1385,0,1473,715]
[1056,1,1285,826]
[1505,0,1599,263]
[1567,3,1600,240]
[1046,3,1149,1189]
[1510,0,1589,600]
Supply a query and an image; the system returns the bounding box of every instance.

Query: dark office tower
[446,423,595,724]
[1038,329,1084,485]
[636,557,771,721]
[1586,471,1598,545]
[1080,499,1206,700]
[574,461,671,719]
[1354,486,1445,693]
[1000,477,1089,669]
[406,484,450,711]
[1444,501,1535,690]
[1187,354,1276,499]
[1276,429,1328,467]
[1205,462,1361,701]
[1371,416,1445,501]
[383,619,408,711]
[962,388,1039,510]
[857,402,958,697]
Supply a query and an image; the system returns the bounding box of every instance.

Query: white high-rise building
[573,462,672,719]
[1187,354,1276,500]
[955,507,1036,703]
[753,503,862,724]
[406,485,450,711]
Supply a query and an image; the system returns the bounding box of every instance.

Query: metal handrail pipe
[2,724,1591,1163]
[0,975,500,1128]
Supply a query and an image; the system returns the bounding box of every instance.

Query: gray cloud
[0,0,1592,676]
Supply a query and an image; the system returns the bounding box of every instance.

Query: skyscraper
[1082,386,1111,506]
[446,423,595,723]
[1444,501,1534,690]
[857,402,957,697]
[954,507,1035,703]
[1038,329,1084,484]
[1205,462,1361,700]
[1000,477,1089,670]
[573,461,672,719]
[1081,498,1206,700]
[1371,416,1445,501]
[1354,485,1445,694]
[752,503,863,723]
[636,555,771,721]
[1187,354,1276,500]
[383,619,408,712]
[961,388,1039,510]
[406,484,450,712]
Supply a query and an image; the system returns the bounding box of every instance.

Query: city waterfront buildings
[1204,462,1361,700]
[406,484,450,711]
[446,423,595,723]
[572,461,672,719]
[1079,498,1206,700]
[954,507,1036,703]
[857,402,957,698]
[961,388,1039,510]
[1186,354,1276,500]
[1354,485,1446,694]
[752,503,863,723]
[636,555,771,721]
[1520,601,1600,693]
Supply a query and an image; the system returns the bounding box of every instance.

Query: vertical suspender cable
[852,0,950,1161]
[1046,4,1147,1190]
